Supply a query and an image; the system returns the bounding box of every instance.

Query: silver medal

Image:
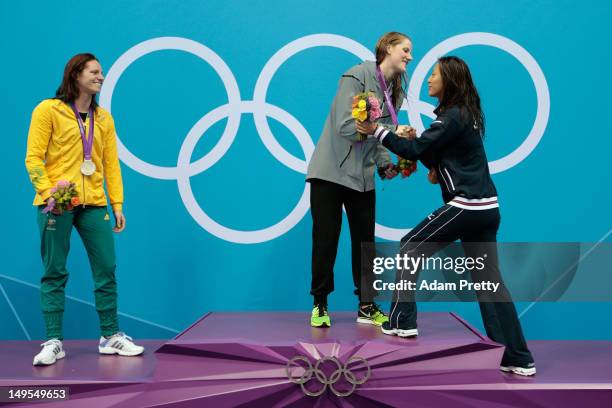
[80,159,96,176]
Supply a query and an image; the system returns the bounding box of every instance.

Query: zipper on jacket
[339,145,352,168]
[82,174,87,208]
[360,144,366,191]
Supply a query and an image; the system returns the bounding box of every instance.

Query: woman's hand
[427,169,439,184]
[113,210,126,233]
[383,163,398,179]
[355,120,377,135]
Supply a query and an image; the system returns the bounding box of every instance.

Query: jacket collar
[363,61,382,94]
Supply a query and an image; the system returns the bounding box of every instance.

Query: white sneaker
[381,322,418,338]
[99,332,144,356]
[381,327,419,337]
[33,339,65,366]
[500,363,536,376]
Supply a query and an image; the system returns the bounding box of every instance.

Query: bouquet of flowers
[397,157,417,178]
[352,93,417,178]
[42,180,80,215]
[352,92,383,140]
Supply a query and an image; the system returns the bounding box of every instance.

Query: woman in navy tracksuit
[356,56,536,376]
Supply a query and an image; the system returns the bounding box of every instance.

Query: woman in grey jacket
[306,32,414,328]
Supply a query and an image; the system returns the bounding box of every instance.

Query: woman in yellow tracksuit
[25,53,144,366]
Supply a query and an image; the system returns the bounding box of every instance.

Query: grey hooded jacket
[306,61,403,192]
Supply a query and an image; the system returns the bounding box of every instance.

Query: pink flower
[57,180,70,189]
[367,96,382,121]
[367,95,379,109]
[42,197,56,214]
[370,106,382,121]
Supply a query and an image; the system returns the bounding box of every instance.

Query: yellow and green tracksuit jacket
[25,99,124,211]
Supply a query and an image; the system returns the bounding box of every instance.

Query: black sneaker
[381,321,418,337]
[357,303,389,326]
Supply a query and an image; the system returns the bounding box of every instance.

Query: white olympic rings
[99,33,549,243]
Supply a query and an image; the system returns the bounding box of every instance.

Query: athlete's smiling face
[77,60,104,96]
[386,38,413,74]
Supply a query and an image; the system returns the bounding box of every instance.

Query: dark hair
[435,56,485,136]
[54,53,99,110]
[375,32,410,108]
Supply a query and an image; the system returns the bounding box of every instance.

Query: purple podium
[1,312,612,407]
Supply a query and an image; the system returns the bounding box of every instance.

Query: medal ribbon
[375,65,399,126]
[70,103,94,160]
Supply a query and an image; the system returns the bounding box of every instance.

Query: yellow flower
[352,97,368,122]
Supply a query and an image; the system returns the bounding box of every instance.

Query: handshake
[356,121,439,184]
[355,121,417,140]
[396,125,417,140]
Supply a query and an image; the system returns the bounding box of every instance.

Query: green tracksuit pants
[37,206,119,339]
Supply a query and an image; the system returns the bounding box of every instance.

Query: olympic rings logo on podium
[99,33,550,244]
[286,355,371,397]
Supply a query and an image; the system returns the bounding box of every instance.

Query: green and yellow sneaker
[356,303,389,326]
[311,304,331,327]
